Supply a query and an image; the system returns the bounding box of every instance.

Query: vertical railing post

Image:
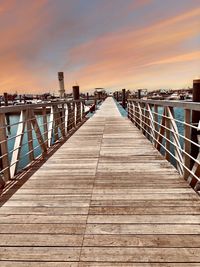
[143,104,148,137]
[67,102,75,131]
[191,79,200,167]
[0,113,10,183]
[61,103,66,138]
[26,109,34,162]
[184,109,191,180]
[42,107,48,148]
[165,107,171,162]
[127,101,130,119]
[142,102,147,135]
[145,104,151,140]
[29,110,47,157]
[72,102,76,127]
[53,106,59,142]
[81,100,85,120]
[67,102,72,132]
[10,110,26,178]
[154,105,159,140]
[128,101,133,123]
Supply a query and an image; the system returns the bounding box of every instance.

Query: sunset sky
[0,0,200,94]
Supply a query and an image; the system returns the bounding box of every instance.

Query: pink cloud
[66,7,200,90]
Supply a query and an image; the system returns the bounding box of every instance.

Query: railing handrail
[127,98,200,191]
[0,98,93,187]
[128,99,200,111]
[0,99,85,114]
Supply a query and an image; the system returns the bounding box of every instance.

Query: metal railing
[0,100,86,185]
[127,99,200,190]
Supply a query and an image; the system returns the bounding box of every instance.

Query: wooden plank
[0,214,87,223]
[89,206,200,215]
[0,224,86,234]
[87,214,200,224]
[79,264,200,267]
[0,206,89,215]
[80,247,200,262]
[0,234,83,246]
[83,234,200,247]
[0,263,78,267]
[0,247,81,261]
[85,223,200,235]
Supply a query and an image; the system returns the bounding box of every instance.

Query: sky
[0,0,200,94]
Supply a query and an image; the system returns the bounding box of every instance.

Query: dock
[0,97,200,266]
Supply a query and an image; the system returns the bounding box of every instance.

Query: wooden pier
[0,97,200,266]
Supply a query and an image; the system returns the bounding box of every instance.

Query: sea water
[4,103,184,174]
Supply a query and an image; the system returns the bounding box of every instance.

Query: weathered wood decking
[0,97,200,266]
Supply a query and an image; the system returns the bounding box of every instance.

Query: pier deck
[0,98,200,266]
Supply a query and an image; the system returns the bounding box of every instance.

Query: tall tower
[58,72,65,98]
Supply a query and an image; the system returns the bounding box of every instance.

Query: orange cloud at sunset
[0,0,199,93]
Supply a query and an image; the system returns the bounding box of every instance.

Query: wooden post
[116,91,119,102]
[191,79,200,167]
[3,93,8,106]
[138,89,141,99]
[87,93,89,101]
[73,86,81,124]
[73,86,80,100]
[122,89,126,109]
[3,93,11,135]
[58,72,65,98]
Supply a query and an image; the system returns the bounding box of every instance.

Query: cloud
[145,51,200,66]
[0,0,199,93]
